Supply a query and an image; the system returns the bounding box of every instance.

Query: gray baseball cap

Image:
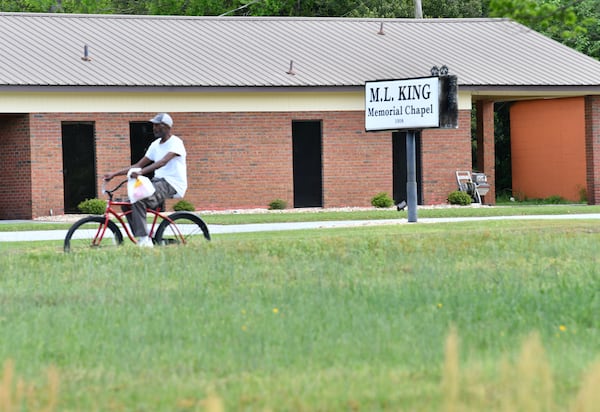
[150,113,173,127]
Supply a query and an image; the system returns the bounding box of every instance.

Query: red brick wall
[29,113,67,218]
[179,111,294,209]
[19,110,471,218]
[476,101,496,204]
[421,110,472,204]
[28,113,160,217]
[0,114,32,220]
[322,112,392,207]
[585,96,600,204]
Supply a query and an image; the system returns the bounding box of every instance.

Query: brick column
[585,96,600,204]
[476,100,495,204]
[0,115,32,220]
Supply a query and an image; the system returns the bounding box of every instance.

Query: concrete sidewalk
[1,219,401,242]
[2,213,600,242]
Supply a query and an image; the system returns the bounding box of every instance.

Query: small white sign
[365,77,439,131]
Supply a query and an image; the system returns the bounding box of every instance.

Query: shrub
[77,198,106,215]
[578,186,587,202]
[173,199,195,211]
[543,195,567,204]
[447,191,472,206]
[268,199,287,210]
[371,192,393,208]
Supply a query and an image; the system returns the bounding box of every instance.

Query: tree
[489,0,599,60]
[562,0,600,60]
[351,0,484,19]
[423,0,484,18]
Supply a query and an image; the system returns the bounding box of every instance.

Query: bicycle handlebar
[102,179,128,196]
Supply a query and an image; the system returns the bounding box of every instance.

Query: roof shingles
[1,13,600,88]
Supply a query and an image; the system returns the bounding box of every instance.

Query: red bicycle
[64,179,210,252]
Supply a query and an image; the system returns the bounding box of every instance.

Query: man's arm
[129,152,180,179]
[103,156,153,181]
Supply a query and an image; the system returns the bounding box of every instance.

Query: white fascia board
[0,87,474,113]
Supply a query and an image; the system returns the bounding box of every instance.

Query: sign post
[406,130,418,222]
[365,70,458,222]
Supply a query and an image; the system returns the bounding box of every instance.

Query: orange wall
[510,97,586,201]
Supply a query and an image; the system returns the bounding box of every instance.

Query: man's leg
[128,201,150,237]
[121,203,149,238]
[130,178,177,238]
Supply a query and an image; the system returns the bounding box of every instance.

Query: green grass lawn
[2,203,600,232]
[0,218,599,411]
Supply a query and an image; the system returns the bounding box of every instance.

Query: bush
[578,186,587,202]
[268,199,287,210]
[173,199,195,211]
[371,192,393,208]
[447,191,472,206]
[543,195,567,204]
[77,198,106,215]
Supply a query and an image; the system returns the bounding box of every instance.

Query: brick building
[1,13,600,219]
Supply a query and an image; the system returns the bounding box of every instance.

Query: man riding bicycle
[103,113,187,248]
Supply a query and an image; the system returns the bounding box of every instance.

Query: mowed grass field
[0,216,599,411]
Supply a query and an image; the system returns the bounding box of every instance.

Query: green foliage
[268,198,287,210]
[342,0,483,18]
[543,195,567,204]
[370,192,393,208]
[497,195,578,205]
[1,0,484,17]
[173,199,195,211]
[77,198,106,215]
[579,186,588,202]
[447,190,472,206]
[489,0,578,31]
[493,102,512,194]
[489,0,599,60]
[14,0,114,13]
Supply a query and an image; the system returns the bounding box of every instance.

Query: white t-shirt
[145,135,187,198]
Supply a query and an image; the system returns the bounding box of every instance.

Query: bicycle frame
[101,180,184,245]
[64,180,208,252]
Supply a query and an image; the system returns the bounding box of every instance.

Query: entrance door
[393,131,422,205]
[129,122,156,178]
[62,123,96,213]
[292,120,323,208]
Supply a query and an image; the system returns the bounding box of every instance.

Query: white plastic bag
[127,168,155,203]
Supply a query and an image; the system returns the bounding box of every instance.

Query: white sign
[365,77,440,131]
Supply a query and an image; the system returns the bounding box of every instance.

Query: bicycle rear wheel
[64,216,123,252]
[154,212,211,246]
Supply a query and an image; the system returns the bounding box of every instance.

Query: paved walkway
[2,213,600,242]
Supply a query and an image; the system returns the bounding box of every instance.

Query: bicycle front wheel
[154,212,211,246]
[64,216,123,252]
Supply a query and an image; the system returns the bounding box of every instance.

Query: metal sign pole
[406,129,418,222]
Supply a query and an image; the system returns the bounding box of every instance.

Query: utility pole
[50,0,62,12]
[414,0,423,18]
